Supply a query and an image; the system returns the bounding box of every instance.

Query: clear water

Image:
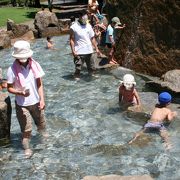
[0,35,180,180]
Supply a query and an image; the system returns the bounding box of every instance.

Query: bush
[17,0,23,6]
[0,0,10,6]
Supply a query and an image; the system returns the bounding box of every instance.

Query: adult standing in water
[69,10,100,80]
[7,40,48,158]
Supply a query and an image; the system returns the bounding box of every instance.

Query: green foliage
[17,0,26,6]
[0,0,10,5]
[0,7,38,27]
[106,0,119,5]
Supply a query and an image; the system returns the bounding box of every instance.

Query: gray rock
[7,19,30,38]
[0,30,11,49]
[0,92,12,144]
[34,10,61,37]
[83,174,153,180]
[58,18,71,33]
[146,69,180,94]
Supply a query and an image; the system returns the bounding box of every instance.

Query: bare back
[150,105,175,123]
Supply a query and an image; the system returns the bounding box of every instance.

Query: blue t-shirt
[105,24,114,44]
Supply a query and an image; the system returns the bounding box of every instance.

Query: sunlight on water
[0,35,180,180]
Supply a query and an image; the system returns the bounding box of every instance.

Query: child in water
[129,92,177,150]
[46,36,56,49]
[119,74,141,109]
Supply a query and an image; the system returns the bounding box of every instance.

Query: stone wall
[104,0,180,77]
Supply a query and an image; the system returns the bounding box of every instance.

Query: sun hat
[122,74,136,85]
[111,17,121,26]
[12,40,33,59]
[158,92,172,104]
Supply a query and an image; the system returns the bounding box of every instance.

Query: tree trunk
[11,0,17,6]
[34,0,41,7]
[48,0,53,12]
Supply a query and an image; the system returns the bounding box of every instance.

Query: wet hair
[47,36,51,41]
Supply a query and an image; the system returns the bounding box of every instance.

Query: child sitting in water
[129,92,177,150]
[46,36,56,49]
[119,74,141,109]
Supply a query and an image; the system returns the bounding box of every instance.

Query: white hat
[12,40,33,59]
[123,74,136,85]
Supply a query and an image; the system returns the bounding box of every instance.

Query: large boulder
[0,29,12,49]
[34,10,72,37]
[58,18,71,33]
[146,69,180,95]
[0,19,35,47]
[105,0,180,77]
[0,92,12,145]
[11,30,35,45]
[34,10,61,37]
[7,19,30,38]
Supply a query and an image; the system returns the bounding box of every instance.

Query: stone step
[41,0,78,5]
[55,6,87,18]
[57,4,87,10]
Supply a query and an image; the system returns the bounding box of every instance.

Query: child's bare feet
[128,137,137,144]
[128,140,134,144]
[109,59,118,64]
[24,149,33,158]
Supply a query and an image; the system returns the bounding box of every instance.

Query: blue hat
[158,92,172,104]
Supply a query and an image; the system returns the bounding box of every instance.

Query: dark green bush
[0,0,10,5]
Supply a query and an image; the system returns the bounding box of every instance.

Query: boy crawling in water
[129,92,177,149]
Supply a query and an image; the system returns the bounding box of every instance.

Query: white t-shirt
[70,22,95,55]
[7,61,45,106]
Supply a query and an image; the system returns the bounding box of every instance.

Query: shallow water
[0,35,180,180]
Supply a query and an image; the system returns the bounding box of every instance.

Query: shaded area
[105,0,180,77]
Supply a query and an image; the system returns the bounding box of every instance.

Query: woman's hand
[38,99,45,110]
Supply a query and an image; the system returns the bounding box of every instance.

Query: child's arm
[115,24,126,29]
[119,93,122,102]
[7,83,29,97]
[134,89,141,106]
[119,85,123,102]
[167,110,177,121]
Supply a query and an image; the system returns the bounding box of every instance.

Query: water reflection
[0,35,180,180]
